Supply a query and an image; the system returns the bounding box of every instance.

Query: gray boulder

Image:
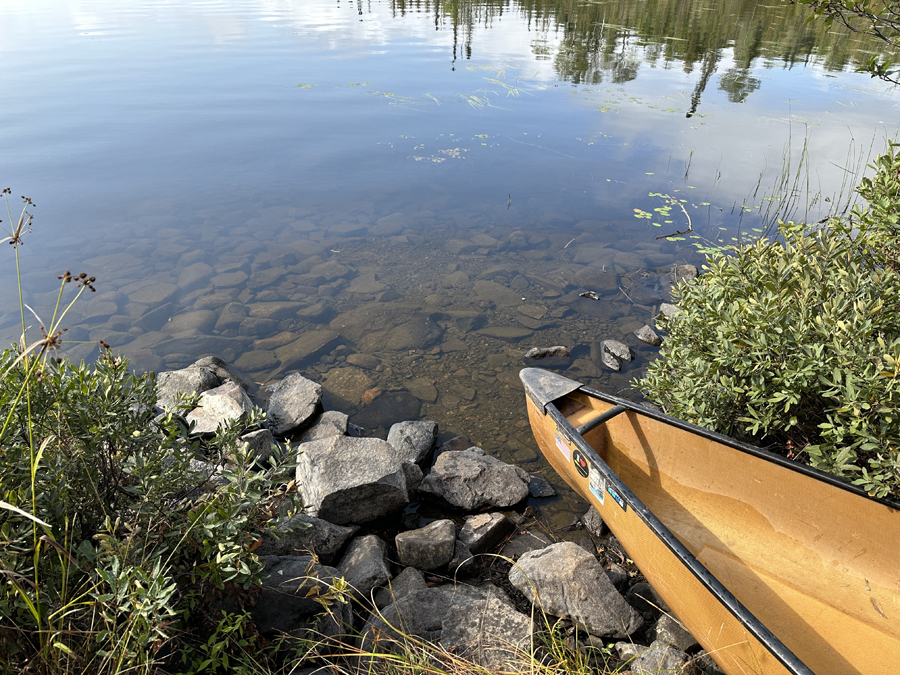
[192,355,250,390]
[581,506,607,538]
[657,302,683,325]
[634,324,662,346]
[458,512,514,554]
[528,474,556,498]
[373,566,428,609]
[395,519,457,570]
[440,594,535,668]
[508,542,642,638]
[615,639,689,674]
[251,555,350,638]
[386,420,438,465]
[238,428,276,464]
[448,539,477,575]
[295,436,410,525]
[156,363,220,410]
[265,373,323,436]
[338,535,393,601]
[648,614,699,653]
[256,514,358,563]
[185,381,253,434]
[591,340,634,372]
[418,447,530,511]
[360,585,534,668]
[523,346,570,359]
[499,529,552,560]
[297,410,348,443]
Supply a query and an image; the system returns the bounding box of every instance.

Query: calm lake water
[2,0,899,525]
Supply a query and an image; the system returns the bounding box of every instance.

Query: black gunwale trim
[545,401,814,675]
[578,384,900,512]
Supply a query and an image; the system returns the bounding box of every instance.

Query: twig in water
[656,200,693,240]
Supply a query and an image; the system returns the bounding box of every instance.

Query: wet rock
[362,387,382,405]
[233,350,278,371]
[295,436,410,525]
[274,330,341,372]
[353,391,421,429]
[387,420,438,465]
[214,302,248,332]
[338,534,392,600]
[473,280,522,307]
[582,506,607,538]
[395,519,457,570]
[159,309,217,335]
[657,302,682,324]
[193,355,249,389]
[129,283,179,306]
[441,270,471,288]
[322,366,374,408]
[648,614,699,653]
[373,566,427,609]
[517,304,546,320]
[607,564,629,593]
[458,512,514,554]
[524,345,570,360]
[445,239,477,255]
[211,271,249,288]
[185,381,253,434]
[591,340,634,371]
[252,555,349,637]
[475,326,533,341]
[509,542,643,638]
[297,302,333,322]
[347,271,387,293]
[248,301,303,321]
[368,314,442,352]
[528,474,557,498]
[297,410,348,443]
[634,324,662,346]
[669,264,699,285]
[454,313,486,333]
[418,447,530,511]
[575,267,618,293]
[247,267,286,290]
[309,259,350,281]
[177,262,213,290]
[256,514,358,563]
[405,377,438,403]
[264,373,323,436]
[346,353,379,369]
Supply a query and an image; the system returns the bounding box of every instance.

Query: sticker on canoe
[607,484,627,512]
[572,449,590,478]
[554,434,571,462]
[588,465,606,505]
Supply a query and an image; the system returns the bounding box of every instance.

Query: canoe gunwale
[542,399,815,675]
[577,383,900,512]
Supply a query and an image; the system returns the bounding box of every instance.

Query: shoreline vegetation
[1,142,898,672]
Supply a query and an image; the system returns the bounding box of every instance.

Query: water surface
[1,0,898,525]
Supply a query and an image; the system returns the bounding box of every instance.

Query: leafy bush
[0,192,303,673]
[636,143,900,499]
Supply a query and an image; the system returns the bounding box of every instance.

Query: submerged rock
[524,345,570,359]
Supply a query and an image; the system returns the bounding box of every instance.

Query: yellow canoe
[521,367,900,675]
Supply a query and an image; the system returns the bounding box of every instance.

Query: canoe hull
[522,368,900,675]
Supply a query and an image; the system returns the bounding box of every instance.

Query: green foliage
[637,143,900,499]
[0,190,304,673]
[795,0,900,84]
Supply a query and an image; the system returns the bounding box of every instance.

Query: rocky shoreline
[157,354,723,674]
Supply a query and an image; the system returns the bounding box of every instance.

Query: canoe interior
[526,384,900,675]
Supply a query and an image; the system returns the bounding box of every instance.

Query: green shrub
[636,143,900,499]
[0,191,304,673]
